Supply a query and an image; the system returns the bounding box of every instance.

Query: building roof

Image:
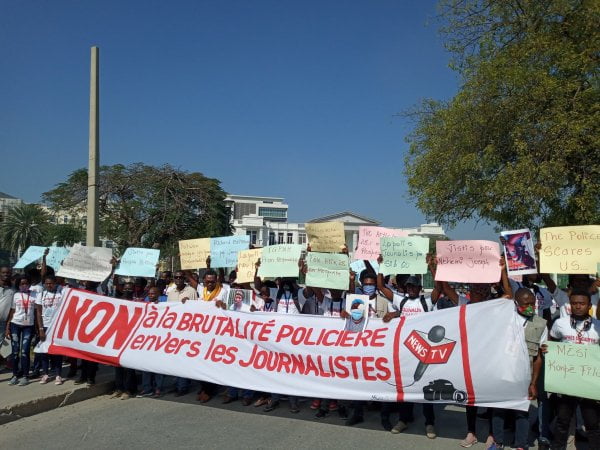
[225,194,285,202]
[307,211,381,225]
[0,191,19,200]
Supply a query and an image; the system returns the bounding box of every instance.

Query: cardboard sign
[354,226,408,260]
[544,341,600,401]
[305,252,350,290]
[179,238,211,270]
[306,222,346,253]
[14,246,70,272]
[210,235,250,268]
[500,229,538,277]
[435,240,501,283]
[257,244,303,278]
[540,225,600,274]
[379,236,429,276]
[236,249,262,284]
[115,248,160,278]
[56,244,113,282]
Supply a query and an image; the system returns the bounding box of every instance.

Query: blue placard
[210,235,250,268]
[14,246,70,271]
[115,248,160,278]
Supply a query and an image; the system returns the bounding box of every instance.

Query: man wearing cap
[377,263,436,439]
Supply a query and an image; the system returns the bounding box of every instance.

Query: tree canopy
[0,203,50,253]
[404,0,599,231]
[42,163,231,255]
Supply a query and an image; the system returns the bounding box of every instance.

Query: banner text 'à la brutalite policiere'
[39,289,532,411]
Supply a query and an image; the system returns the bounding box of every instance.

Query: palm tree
[0,204,50,256]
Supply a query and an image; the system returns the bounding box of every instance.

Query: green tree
[44,223,85,247]
[405,0,599,231]
[42,163,232,256]
[0,203,50,254]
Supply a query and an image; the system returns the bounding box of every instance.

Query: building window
[246,230,257,245]
[268,232,275,246]
[63,215,69,224]
[258,207,287,219]
[277,232,284,244]
[298,233,307,244]
[286,233,293,244]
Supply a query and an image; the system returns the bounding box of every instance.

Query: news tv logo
[404,328,456,365]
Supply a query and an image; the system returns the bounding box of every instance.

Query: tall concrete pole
[86,46,99,247]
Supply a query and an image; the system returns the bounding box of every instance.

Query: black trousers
[551,395,599,450]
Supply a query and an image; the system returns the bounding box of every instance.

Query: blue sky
[0,0,496,239]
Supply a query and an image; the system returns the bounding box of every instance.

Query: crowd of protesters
[0,242,598,450]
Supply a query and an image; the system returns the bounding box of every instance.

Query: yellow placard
[305,221,346,253]
[236,248,262,284]
[540,225,600,274]
[178,238,211,270]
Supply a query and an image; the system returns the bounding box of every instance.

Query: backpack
[398,295,429,315]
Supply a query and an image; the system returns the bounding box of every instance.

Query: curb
[0,380,114,425]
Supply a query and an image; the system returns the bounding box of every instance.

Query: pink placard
[435,240,501,283]
[354,226,409,260]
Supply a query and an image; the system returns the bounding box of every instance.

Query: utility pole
[86,46,99,247]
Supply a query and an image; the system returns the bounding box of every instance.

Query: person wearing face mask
[5,275,37,386]
[545,290,600,450]
[489,288,546,450]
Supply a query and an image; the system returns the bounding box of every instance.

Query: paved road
[0,391,475,449]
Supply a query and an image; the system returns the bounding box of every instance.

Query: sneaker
[254,396,269,407]
[151,390,162,398]
[54,376,64,385]
[381,417,393,431]
[40,374,50,384]
[110,390,123,399]
[8,376,18,386]
[18,377,29,386]
[460,434,478,448]
[289,401,300,414]
[121,392,131,400]
[426,424,437,439]
[136,391,153,398]
[390,420,408,434]
[86,378,95,386]
[310,399,321,410]
[346,414,364,426]
[328,400,339,411]
[73,378,86,385]
[337,406,348,420]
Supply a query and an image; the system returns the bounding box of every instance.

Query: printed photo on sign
[344,294,369,332]
[227,288,253,312]
[500,229,537,276]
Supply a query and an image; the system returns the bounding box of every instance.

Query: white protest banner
[354,226,408,260]
[56,244,113,282]
[39,289,530,411]
[500,229,537,277]
[115,248,160,278]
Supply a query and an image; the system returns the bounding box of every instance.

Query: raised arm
[376,254,394,300]
[499,256,512,298]
[440,281,459,305]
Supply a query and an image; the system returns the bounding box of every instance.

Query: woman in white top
[4,275,37,386]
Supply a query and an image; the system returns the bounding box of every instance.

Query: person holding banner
[491,288,547,450]
[138,286,167,398]
[35,275,64,385]
[4,275,37,386]
[546,289,600,450]
[0,266,15,369]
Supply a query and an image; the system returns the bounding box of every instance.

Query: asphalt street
[0,391,473,449]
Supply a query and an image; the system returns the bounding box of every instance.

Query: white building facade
[225,194,445,258]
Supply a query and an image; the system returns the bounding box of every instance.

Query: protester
[5,275,37,386]
[137,286,166,398]
[0,266,15,369]
[546,290,600,450]
[35,275,64,385]
[110,281,138,399]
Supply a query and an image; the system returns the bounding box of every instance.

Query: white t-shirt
[196,283,227,303]
[390,293,433,318]
[509,279,556,316]
[10,291,37,326]
[551,288,599,318]
[276,290,300,315]
[550,316,600,345]
[35,290,63,327]
[252,297,276,312]
[321,296,346,317]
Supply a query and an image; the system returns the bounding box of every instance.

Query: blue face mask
[362,285,376,296]
[351,310,364,321]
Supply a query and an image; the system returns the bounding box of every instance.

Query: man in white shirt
[166,271,198,303]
